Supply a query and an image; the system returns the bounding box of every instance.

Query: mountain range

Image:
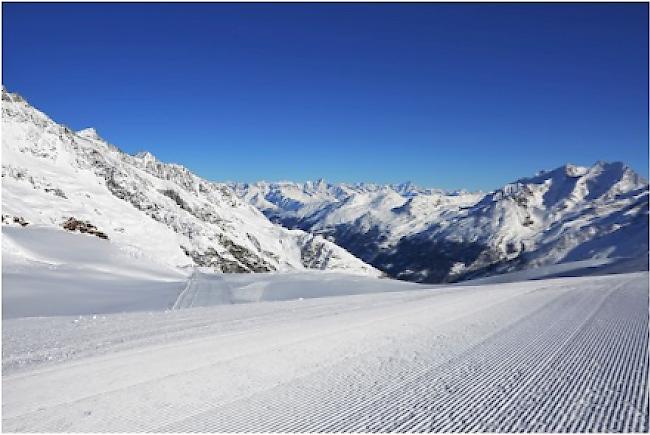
[3,88,648,283]
[232,162,648,282]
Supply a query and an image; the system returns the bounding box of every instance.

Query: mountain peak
[77,127,104,142]
[2,88,26,104]
[135,151,156,162]
[563,163,588,177]
[591,160,627,172]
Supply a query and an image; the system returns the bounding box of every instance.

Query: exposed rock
[2,215,29,227]
[62,218,108,240]
[44,187,67,199]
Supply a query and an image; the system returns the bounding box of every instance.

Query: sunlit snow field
[2,226,649,432]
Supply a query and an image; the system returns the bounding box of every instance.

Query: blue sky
[3,3,648,190]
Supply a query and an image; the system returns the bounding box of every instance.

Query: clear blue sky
[3,3,648,190]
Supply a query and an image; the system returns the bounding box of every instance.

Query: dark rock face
[312,223,487,283]
[62,218,108,240]
[2,215,29,227]
[160,189,191,212]
[326,225,388,265]
[44,188,67,199]
[181,246,249,273]
[180,245,273,273]
[372,237,488,283]
[216,235,275,272]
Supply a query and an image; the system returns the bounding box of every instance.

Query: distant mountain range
[3,88,648,283]
[232,165,648,282]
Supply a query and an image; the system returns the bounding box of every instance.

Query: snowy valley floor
[2,271,648,432]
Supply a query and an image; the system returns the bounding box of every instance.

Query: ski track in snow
[2,272,648,432]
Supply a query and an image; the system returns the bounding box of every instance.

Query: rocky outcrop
[2,215,29,227]
[62,218,108,240]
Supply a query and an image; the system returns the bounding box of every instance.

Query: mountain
[1,89,380,277]
[232,164,649,283]
[4,88,646,284]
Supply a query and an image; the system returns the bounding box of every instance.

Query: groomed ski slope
[3,272,648,432]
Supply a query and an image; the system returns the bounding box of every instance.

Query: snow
[232,179,484,243]
[2,225,403,318]
[3,272,647,432]
[461,257,618,285]
[172,269,423,308]
[2,226,187,318]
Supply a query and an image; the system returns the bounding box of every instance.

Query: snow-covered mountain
[4,88,646,284]
[233,163,649,282]
[1,89,380,277]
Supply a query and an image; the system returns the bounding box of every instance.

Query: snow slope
[234,163,648,283]
[2,225,401,319]
[172,269,422,308]
[3,272,647,432]
[2,89,379,277]
[2,225,187,318]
